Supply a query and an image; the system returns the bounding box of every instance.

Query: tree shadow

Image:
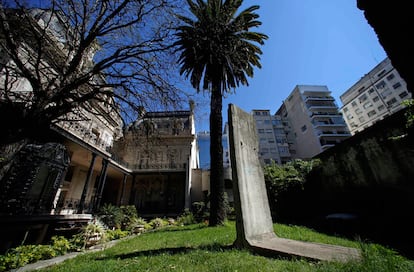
[94,243,235,261]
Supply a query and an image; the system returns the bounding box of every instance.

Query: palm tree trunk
[209,83,226,226]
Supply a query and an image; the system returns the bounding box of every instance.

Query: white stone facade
[340,57,412,135]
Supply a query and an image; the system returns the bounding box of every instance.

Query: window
[346,114,354,120]
[351,101,357,107]
[274,128,284,134]
[264,120,271,124]
[378,105,385,111]
[393,82,402,89]
[350,122,358,128]
[399,91,409,99]
[368,88,375,94]
[373,96,380,102]
[386,74,395,81]
[375,80,386,89]
[386,98,397,107]
[377,69,386,77]
[262,111,269,116]
[359,94,368,103]
[363,102,373,109]
[380,88,392,99]
[367,110,376,117]
[270,148,277,153]
[355,108,363,115]
[268,139,275,143]
[255,112,261,115]
[272,119,281,126]
[258,129,264,133]
[266,129,273,134]
[343,107,348,112]
[260,138,267,143]
[278,146,289,154]
[359,116,365,122]
[276,136,286,144]
[301,125,307,132]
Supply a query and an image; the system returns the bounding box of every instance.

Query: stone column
[184,157,191,209]
[119,173,128,205]
[78,153,97,213]
[93,158,109,211]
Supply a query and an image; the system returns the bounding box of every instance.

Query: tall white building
[340,57,411,135]
[252,109,292,164]
[277,85,351,159]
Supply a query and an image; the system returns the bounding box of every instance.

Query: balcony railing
[310,112,342,118]
[54,198,93,215]
[317,131,351,137]
[57,122,112,153]
[307,105,338,111]
[304,96,335,102]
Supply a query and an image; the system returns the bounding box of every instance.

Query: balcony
[310,112,342,118]
[304,96,335,102]
[131,161,186,171]
[317,130,351,138]
[312,119,347,129]
[320,139,338,149]
[307,104,338,111]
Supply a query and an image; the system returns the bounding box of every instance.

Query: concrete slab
[227,104,361,262]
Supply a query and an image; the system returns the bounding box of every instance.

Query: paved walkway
[12,239,121,271]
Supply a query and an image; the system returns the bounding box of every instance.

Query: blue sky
[193,0,386,133]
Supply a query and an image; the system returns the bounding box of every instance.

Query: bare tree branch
[0,0,190,144]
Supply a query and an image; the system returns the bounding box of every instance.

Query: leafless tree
[0,0,188,146]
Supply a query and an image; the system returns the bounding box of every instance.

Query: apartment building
[252,110,292,164]
[277,85,351,159]
[340,57,412,135]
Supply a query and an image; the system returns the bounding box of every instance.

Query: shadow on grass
[94,243,236,261]
[147,223,210,233]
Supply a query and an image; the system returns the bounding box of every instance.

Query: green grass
[40,221,414,272]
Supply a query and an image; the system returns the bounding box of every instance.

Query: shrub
[120,205,139,230]
[51,236,71,255]
[192,201,209,222]
[149,218,168,229]
[71,219,107,249]
[106,229,129,240]
[98,203,123,229]
[177,209,196,225]
[0,244,57,271]
[264,159,320,202]
[98,204,140,231]
[126,217,147,234]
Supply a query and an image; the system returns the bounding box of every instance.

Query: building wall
[281,85,351,159]
[110,109,197,215]
[283,86,323,158]
[252,109,293,164]
[340,57,412,135]
[296,109,413,254]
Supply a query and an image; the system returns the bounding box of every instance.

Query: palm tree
[174,0,268,226]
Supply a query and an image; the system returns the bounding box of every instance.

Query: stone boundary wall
[278,108,414,256]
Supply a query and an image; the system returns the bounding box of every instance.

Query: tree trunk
[209,84,226,226]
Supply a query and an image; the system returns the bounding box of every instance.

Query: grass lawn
[40,221,414,272]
